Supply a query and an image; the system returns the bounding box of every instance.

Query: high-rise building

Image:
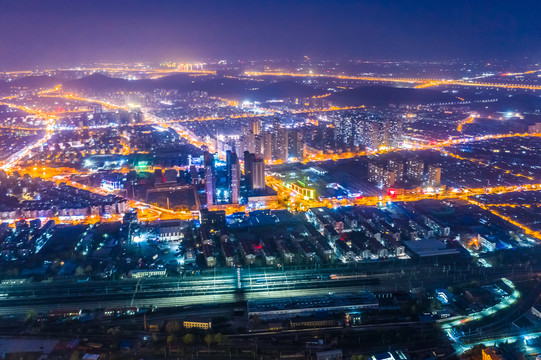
[235,137,244,157]
[245,132,255,153]
[252,157,266,191]
[387,160,405,183]
[226,150,233,182]
[365,120,383,149]
[130,110,144,123]
[254,135,263,157]
[319,126,336,150]
[406,159,425,183]
[388,118,403,147]
[275,128,289,161]
[244,150,254,191]
[199,209,227,230]
[368,163,378,183]
[351,116,382,150]
[287,129,305,160]
[231,161,240,204]
[249,118,260,135]
[244,152,265,193]
[227,151,241,204]
[262,131,273,161]
[381,120,391,147]
[272,117,281,131]
[326,111,403,151]
[426,165,441,187]
[368,163,395,188]
[204,152,216,207]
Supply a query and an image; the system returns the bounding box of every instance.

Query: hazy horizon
[1,0,540,70]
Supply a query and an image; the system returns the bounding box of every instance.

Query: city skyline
[1,1,541,359]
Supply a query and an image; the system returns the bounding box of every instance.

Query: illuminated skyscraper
[262,131,273,161]
[245,132,255,153]
[249,118,260,135]
[252,157,266,191]
[387,160,404,183]
[204,152,216,207]
[368,163,395,188]
[227,150,241,204]
[388,117,403,147]
[244,150,253,191]
[254,135,263,157]
[426,165,441,187]
[275,128,289,161]
[244,151,265,193]
[287,129,305,160]
[406,159,425,183]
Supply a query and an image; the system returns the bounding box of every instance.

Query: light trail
[441,278,519,330]
[446,79,541,90]
[305,132,541,162]
[266,177,541,219]
[502,69,541,76]
[40,93,129,111]
[466,197,541,240]
[479,203,535,208]
[0,214,123,227]
[37,84,62,95]
[415,81,448,89]
[245,71,434,85]
[0,100,57,171]
[245,71,541,90]
[291,105,365,114]
[0,126,46,132]
[441,278,522,353]
[0,68,215,77]
[0,101,56,119]
[209,96,239,106]
[456,113,478,132]
[438,149,535,181]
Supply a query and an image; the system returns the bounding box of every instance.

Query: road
[244,71,541,90]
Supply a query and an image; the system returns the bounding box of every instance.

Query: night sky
[1,0,540,69]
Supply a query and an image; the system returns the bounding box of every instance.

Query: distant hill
[64,74,325,101]
[64,73,135,90]
[328,85,460,106]
[3,74,541,113]
[0,75,62,95]
[245,80,324,101]
[11,75,62,88]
